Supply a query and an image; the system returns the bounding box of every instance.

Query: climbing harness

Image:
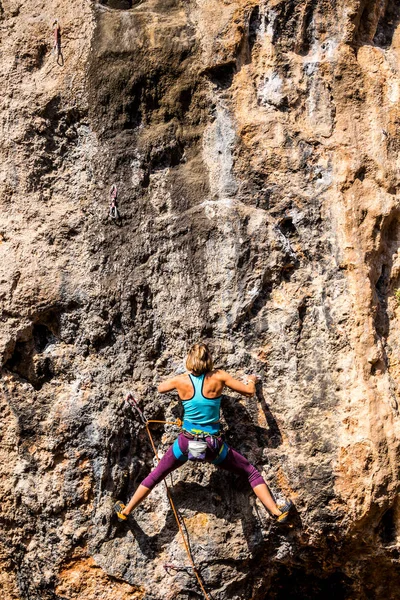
[172,430,228,464]
[109,184,120,219]
[125,393,212,600]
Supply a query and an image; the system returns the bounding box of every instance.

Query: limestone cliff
[1,1,399,598]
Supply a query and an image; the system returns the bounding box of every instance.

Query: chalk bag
[187,439,208,461]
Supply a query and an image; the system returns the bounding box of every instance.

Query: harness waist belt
[182,420,220,436]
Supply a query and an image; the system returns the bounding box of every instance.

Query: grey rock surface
[0,1,399,598]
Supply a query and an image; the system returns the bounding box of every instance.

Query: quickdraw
[125,393,147,424]
[125,393,212,600]
[52,20,62,62]
[109,184,120,219]
[163,563,194,574]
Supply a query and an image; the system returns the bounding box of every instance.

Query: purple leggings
[141,433,265,490]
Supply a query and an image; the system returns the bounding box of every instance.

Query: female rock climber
[114,343,292,523]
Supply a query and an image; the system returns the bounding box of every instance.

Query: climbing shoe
[114,501,128,521]
[274,500,293,524]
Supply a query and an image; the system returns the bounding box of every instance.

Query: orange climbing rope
[146,419,183,426]
[125,394,212,600]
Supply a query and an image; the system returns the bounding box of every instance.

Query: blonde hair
[186,343,213,375]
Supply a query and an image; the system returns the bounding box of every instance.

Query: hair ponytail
[186,343,213,375]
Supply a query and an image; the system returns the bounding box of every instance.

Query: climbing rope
[125,393,212,600]
[109,184,120,219]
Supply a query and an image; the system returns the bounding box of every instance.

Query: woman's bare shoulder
[209,369,228,380]
[174,373,192,385]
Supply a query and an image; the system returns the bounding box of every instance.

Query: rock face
[1,0,400,598]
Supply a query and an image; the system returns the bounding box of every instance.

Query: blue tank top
[182,373,221,434]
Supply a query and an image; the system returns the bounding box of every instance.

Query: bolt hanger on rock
[109,184,120,220]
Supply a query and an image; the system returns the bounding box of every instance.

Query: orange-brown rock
[1,1,399,598]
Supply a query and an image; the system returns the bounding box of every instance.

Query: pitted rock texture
[1,1,400,599]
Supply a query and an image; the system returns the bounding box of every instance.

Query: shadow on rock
[114,470,277,559]
[222,389,282,452]
[113,509,180,559]
[256,383,283,449]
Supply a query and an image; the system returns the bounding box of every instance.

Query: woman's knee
[222,447,266,488]
[248,465,265,488]
[140,444,184,489]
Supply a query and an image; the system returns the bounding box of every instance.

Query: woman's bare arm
[157,376,179,394]
[218,371,257,397]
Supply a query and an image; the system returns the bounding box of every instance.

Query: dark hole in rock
[378,507,397,545]
[99,0,133,8]
[35,43,48,69]
[270,565,353,600]
[178,87,193,115]
[279,217,297,237]
[373,213,400,339]
[128,296,137,322]
[205,62,236,89]
[272,1,296,46]
[370,358,386,375]
[40,95,62,122]
[282,266,296,281]
[296,0,315,56]
[33,323,57,353]
[376,264,389,297]
[355,166,366,181]
[149,142,184,171]
[298,300,307,327]
[201,323,213,338]
[141,285,153,310]
[373,0,400,48]
[248,5,261,54]
[386,215,400,243]
[112,311,123,332]
[5,341,27,375]
[5,319,59,390]
[5,339,55,391]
